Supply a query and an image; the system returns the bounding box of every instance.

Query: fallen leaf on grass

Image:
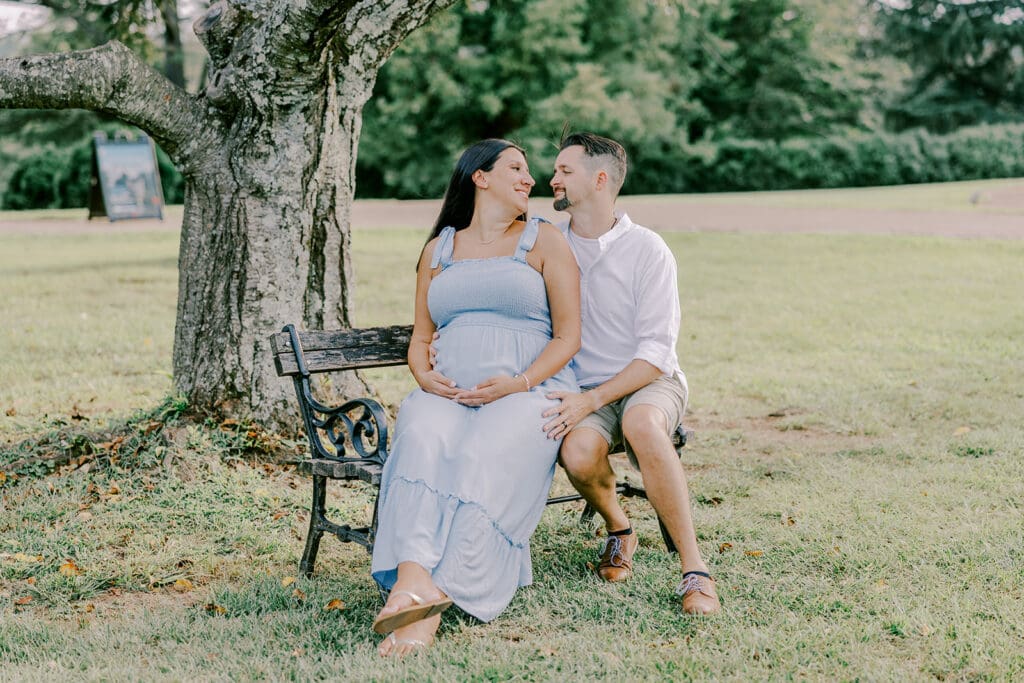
[9,553,43,563]
[0,472,6,486]
[292,588,306,601]
[272,510,288,521]
[718,542,733,553]
[323,599,345,611]
[59,559,83,576]
[918,624,933,636]
[5,407,15,416]
[173,578,194,593]
[290,648,304,658]
[204,603,227,615]
[744,550,764,557]
[83,603,95,613]
[26,577,36,585]
[97,436,125,454]
[281,576,296,587]
[782,515,796,526]
[952,426,971,436]
[14,596,32,605]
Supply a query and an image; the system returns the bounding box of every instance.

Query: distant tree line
[2,0,1023,209]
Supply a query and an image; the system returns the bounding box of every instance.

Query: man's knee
[559,429,610,480]
[622,405,672,458]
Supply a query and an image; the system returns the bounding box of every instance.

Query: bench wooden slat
[294,458,383,485]
[271,325,413,376]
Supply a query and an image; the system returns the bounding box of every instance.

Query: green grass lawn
[1,208,1023,680]
[626,177,1024,214]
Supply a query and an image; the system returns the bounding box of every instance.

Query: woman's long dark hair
[423,138,527,248]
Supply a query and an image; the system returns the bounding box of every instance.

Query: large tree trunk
[172,68,371,425]
[0,0,456,431]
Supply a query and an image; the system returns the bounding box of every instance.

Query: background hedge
[2,134,184,211]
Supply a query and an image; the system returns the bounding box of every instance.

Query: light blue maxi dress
[370,219,577,622]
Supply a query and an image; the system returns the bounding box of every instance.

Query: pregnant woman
[370,139,581,657]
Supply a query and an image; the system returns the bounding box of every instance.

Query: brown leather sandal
[372,590,453,634]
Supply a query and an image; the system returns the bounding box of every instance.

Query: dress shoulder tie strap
[514,217,548,262]
[430,226,457,269]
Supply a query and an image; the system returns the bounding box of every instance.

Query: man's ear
[472,169,488,189]
[594,170,608,191]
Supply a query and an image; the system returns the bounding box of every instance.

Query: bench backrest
[270,325,414,376]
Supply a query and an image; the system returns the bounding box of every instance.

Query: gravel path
[2,194,1022,239]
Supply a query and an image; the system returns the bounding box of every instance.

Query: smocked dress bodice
[427,220,575,392]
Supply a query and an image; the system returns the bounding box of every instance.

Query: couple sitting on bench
[370,133,720,658]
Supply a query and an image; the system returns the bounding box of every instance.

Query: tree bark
[0,0,456,431]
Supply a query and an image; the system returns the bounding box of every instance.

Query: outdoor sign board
[88,133,164,221]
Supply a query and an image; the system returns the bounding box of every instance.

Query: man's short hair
[560,132,628,195]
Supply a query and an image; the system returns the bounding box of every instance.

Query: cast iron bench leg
[658,518,677,554]
[299,474,327,577]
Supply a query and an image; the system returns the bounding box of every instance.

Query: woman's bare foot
[377,613,441,657]
[373,562,450,646]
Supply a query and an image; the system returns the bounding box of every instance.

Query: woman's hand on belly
[413,368,460,399]
[453,374,526,407]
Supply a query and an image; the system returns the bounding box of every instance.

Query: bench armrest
[294,390,390,466]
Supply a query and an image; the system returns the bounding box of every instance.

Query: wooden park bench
[270,323,687,577]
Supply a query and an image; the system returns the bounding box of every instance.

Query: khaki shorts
[573,374,688,469]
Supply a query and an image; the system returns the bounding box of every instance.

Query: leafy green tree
[358,0,712,197]
[357,0,876,197]
[357,0,591,198]
[870,0,1024,132]
[693,0,865,141]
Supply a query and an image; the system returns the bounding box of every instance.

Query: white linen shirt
[558,212,686,392]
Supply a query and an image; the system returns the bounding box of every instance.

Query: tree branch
[0,41,218,165]
[340,0,458,68]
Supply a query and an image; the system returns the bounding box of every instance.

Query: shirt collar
[566,211,634,249]
[596,211,633,249]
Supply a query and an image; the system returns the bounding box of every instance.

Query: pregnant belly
[433,324,546,389]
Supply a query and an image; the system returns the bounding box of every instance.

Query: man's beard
[553,193,571,212]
